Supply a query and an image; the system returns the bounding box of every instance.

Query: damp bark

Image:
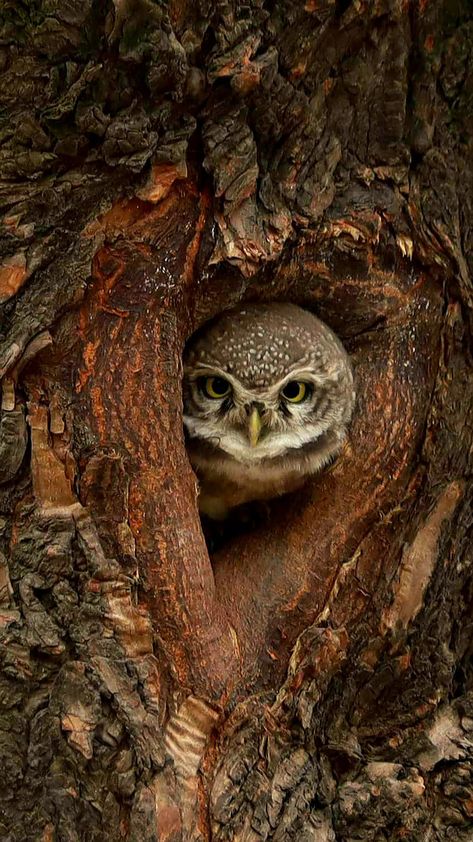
[1,2,473,841]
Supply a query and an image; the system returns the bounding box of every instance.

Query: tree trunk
[1,1,473,839]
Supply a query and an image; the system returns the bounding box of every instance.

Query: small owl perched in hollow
[183,303,355,519]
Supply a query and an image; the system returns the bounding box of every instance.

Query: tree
[1,0,472,839]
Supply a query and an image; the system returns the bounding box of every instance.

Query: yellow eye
[200,376,232,399]
[281,381,310,403]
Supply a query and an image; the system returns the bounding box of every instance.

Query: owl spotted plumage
[183,303,355,519]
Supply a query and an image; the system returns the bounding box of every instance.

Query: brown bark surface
[1,1,473,840]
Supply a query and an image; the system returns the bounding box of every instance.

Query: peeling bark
[1,1,473,840]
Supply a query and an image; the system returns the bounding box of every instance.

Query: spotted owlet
[183,303,355,519]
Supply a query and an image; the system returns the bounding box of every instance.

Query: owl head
[183,303,355,465]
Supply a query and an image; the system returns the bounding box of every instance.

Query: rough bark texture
[1,1,473,840]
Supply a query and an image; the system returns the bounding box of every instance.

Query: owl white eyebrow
[185,366,240,388]
[275,367,341,389]
[274,369,323,387]
[185,364,227,377]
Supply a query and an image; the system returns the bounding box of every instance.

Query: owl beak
[248,405,263,447]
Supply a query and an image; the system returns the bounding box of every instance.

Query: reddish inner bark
[64,182,443,704]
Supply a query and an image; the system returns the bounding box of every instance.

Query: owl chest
[191,445,307,512]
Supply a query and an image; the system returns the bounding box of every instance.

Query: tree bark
[1,1,473,840]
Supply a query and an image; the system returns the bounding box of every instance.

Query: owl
[183,303,355,519]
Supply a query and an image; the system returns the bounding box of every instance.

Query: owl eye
[199,376,232,399]
[281,381,310,403]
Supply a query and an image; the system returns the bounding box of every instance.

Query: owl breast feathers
[183,303,355,519]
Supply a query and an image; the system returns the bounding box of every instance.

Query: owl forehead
[186,304,337,388]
